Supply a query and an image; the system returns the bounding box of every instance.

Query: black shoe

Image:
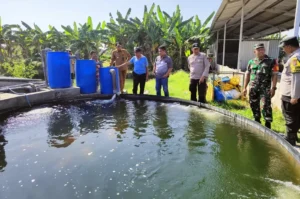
[265,121,271,129]
[255,118,261,124]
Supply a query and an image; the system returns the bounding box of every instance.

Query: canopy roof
[211,0,296,39]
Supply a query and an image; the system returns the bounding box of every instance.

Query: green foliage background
[0,4,215,78]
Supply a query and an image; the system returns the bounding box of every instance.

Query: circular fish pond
[0,99,300,199]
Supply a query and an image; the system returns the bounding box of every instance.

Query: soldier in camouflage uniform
[243,43,279,129]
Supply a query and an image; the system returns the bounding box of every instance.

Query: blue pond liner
[47,52,71,88]
[100,67,120,94]
[76,60,97,94]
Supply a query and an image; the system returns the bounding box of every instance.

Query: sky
[0,0,222,30]
[0,0,295,36]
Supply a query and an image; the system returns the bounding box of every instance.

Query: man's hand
[162,74,169,78]
[291,98,298,105]
[242,88,247,96]
[199,76,206,83]
[269,88,276,98]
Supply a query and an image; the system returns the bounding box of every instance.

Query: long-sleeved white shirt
[188,53,211,79]
[280,48,300,99]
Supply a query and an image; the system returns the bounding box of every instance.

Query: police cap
[192,43,200,49]
[254,43,265,49]
[279,36,299,48]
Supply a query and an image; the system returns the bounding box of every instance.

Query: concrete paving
[0,93,18,100]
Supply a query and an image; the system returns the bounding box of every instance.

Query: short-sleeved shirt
[154,55,173,78]
[130,56,148,75]
[246,55,278,87]
[188,53,210,79]
[280,48,300,99]
[111,49,131,67]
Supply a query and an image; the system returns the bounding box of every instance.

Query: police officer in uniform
[243,43,279,129]
[187,43,211,103]
[279,36,300,146]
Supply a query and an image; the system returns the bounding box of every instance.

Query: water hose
[8,88,31,107]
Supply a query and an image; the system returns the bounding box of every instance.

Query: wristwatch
[272,87,277,90]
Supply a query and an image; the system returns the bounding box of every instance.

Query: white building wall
[239,40,280,71]
[268,40,280,59]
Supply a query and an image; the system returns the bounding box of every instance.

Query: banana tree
[62,18,101,59]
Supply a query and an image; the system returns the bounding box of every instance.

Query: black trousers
[132,72,146,95]
[281,96,300,139]
[189,79,207,103]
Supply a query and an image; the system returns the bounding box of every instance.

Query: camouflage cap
[254,43,265,49]
[279,36,299,48]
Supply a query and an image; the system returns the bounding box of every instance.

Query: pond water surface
[0,100,300,199]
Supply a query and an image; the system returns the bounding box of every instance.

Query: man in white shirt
[187,43,211,103]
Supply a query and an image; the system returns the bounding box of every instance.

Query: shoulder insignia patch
[290,57,300,73]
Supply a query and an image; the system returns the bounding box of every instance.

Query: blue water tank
[76,60,97,94]
[47,52,71,88]
[100,67,120,94]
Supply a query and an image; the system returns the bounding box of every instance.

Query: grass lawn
[124,70,287,134]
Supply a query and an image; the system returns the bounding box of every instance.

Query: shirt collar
[254,54,268,61]
[289,48,300,58]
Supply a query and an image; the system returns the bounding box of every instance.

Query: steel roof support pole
[222,23,227,66]
[215,31,219,64]
[294,0,300,36]
[237,0,245,71]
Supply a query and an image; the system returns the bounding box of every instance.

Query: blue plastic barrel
[100,67,120,94]
[76,60,97,94]
[47,52,71,88]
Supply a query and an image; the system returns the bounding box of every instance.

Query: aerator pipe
[109,69,121,95]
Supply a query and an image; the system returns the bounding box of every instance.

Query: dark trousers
[189,79,207,103]
[132,72,146,95]
[281,96,300,139]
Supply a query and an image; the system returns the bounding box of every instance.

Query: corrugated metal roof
[211,0,296,39]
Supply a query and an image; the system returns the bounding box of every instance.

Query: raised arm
[116,61,131,69]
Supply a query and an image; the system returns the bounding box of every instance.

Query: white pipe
[294,0,300,36]
[222,23,227,66]
[110,69,121,95]
[237,0,245,71]
[215,31,219,64]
